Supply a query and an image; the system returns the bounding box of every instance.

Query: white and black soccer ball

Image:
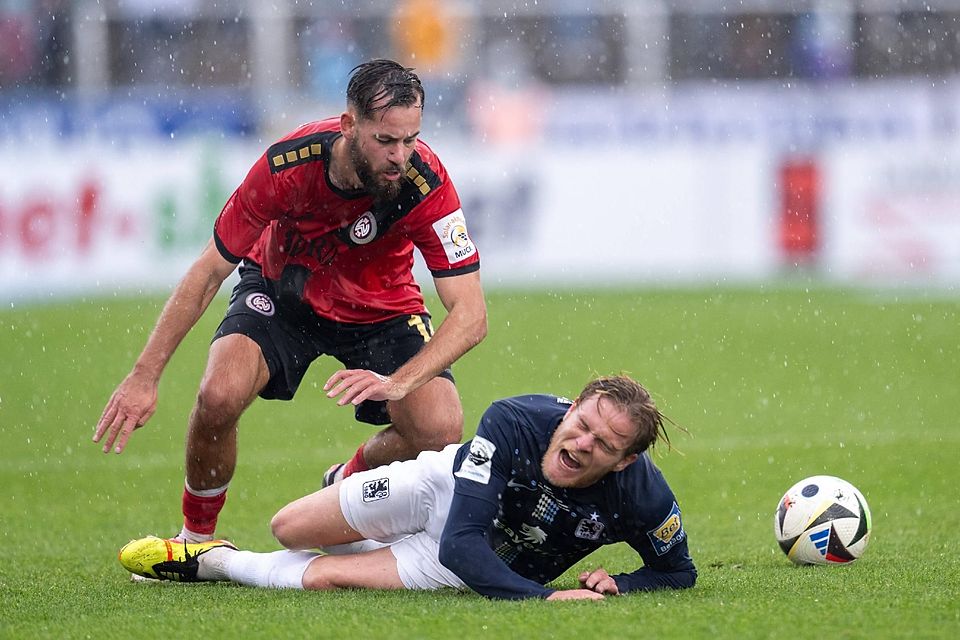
[774,475,872,565]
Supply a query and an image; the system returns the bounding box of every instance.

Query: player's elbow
[460,296,488,347]
[667,567,697,590]
[455,304,487,350]
[473,311,488,346]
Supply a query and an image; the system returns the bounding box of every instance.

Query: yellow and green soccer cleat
[118,536,236,582]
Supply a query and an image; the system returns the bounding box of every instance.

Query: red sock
[182,485,228,536]
[341,444,370,479]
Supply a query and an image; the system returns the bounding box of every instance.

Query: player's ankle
[181,482,228,540]
[179,526,215,543]
[341,444,370,479]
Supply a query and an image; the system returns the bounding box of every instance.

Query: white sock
[184,480,230,498]
[178,526,214,543]
[222,550,319,589]
[196,546,235,581]
[320,540,390,555]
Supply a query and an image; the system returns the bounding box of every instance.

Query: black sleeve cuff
[214,230,244,264]
[430,261,480,278]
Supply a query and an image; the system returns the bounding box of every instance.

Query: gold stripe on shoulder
[267,131,334,174]
[405,164,432,195]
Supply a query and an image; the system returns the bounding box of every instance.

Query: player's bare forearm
[398,271,487,385]
[324,306,486,406]
[324,272,486,406]
[132,241,234,380]
[388,298,487,393]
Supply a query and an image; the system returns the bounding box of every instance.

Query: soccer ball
[774,475,872,565]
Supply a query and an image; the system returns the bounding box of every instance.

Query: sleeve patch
[432,209,476,264]
[646,502,686,556]
[454,435,496,484]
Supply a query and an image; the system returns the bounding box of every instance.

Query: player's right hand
[546,589,605,601]
[93,373,158,454]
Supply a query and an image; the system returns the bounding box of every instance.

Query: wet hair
[346,59,425,121]
[576,375,674,455]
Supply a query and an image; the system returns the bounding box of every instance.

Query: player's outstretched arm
[324,271,487,406]
[609,534,697,593]
[439,490,559,600]
[93,239,237,453]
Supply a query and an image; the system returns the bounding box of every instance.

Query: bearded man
[94,59,487,544]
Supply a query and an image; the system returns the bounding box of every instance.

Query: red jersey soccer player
[93,60,487,543]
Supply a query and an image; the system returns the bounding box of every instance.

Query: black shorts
[213,262,454,425]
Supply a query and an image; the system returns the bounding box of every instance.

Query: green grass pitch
[1,286,958,639]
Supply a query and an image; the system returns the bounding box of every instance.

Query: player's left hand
[579,568,620,595]
[324,369,407,406]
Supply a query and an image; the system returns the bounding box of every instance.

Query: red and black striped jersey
[214,118,479,324]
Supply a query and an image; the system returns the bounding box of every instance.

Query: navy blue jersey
[437,394,696,600]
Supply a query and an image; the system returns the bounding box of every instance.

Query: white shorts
[338,444,467,591]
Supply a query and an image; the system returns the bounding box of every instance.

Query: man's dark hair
[576,375,672,455]
[347,59,425,121]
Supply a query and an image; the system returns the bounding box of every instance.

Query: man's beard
[349,138,404,205]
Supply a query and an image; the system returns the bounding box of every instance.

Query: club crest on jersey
[454,435,495,484]
[349,212,378,245]
[361,478,389,502]
[574,515,605,541]
[245,293,275,316]
[646,502,686,556]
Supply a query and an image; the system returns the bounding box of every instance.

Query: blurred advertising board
[0,91,257,144]
[821,144,960,284]
[0,139,775,300]
[0,139,242,300]
[2,136,959,301]
[544,81,956,151]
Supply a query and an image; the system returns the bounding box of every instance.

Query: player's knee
[194,380,246,427]
[413,413,462,451]
[391,382,464,450]
[435,414,463,447]
[269,509,298,549]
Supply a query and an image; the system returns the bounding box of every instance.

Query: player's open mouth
[383,168,402,180]
[559,449,580,470]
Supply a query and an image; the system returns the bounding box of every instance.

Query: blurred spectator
[389,0,471,134]
[790,10,853,80]
[299,16,359,101]
[730,14,790,79]
[468,37,545,145]
[34,0,71,86]
[0,1,33,88]
[390,0,456,75]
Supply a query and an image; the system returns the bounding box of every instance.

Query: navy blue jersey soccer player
[439,394,696,599]
[117,376,696,601]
